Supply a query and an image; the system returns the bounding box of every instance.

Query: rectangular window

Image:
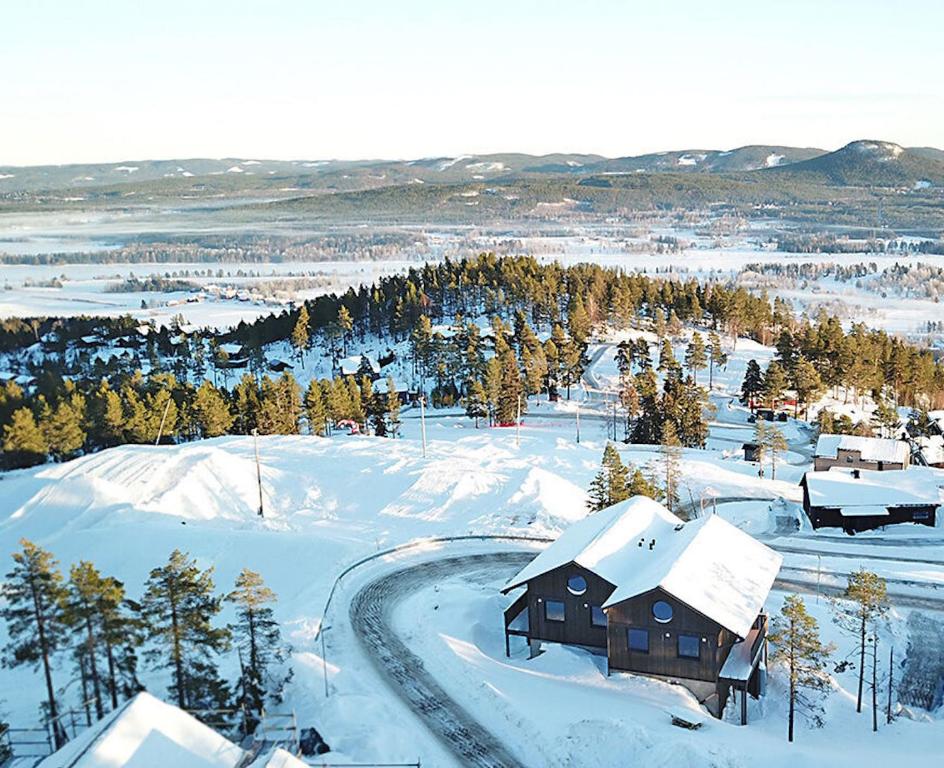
[590,605,607,627]
[544,599,565,622]
[627,628,649,653]
[678,634,701,659]
[914,509,930,520]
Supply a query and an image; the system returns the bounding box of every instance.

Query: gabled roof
[38,691,244,768]
[803,466,944,511]
[503,496,782,638]
[814,434,909,464]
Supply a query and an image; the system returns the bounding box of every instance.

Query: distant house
[502,497,782,723]
[813,434,910,472]
[800,467,940,533]
[742,442,761,462]
[267,359,294,373]
[339,354,380,380]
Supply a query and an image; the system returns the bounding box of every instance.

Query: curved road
[349,547,944,768]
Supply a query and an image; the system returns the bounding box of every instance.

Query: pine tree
[684,334,707,384]
[792,356,823,419]
[192,381,234,438]
[741,359,764,410]
[226,569,290,733]
[587,443,630,512]
[463,380,488,428]
[140,550,231,713]
[2,407,48,469]
[831,570,888,715]
[657,338,677,373]
[769,595,834,742]
[65,562,112,720]
[496,348,522,425]
[762,361,788,410]
[43,391,86,461]
[707,331,726,390]
[336,305,353,357]
[1,540,69,747]
[484,357,502,425]
[627,467,663,501]
[758,423,789,480]
[567,294,591,345]
[872,399,900,438]
[291,304,310,363]
[233,374,260,434]
[305,380,328,436]
[658,421,682,514]
[385,377,401,438]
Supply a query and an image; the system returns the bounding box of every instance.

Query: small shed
[742,442,761,462]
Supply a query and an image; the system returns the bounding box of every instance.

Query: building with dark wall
[813,434,910,472]
[502,496,782,722]
[801,467,940,533]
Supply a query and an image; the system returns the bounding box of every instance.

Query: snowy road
[350,552,532,768]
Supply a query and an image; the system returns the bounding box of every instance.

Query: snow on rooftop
[37,691,244,768]
[339,354,380,376]
[803,466,944,511]
[814,433,910,465]
[504,496,782,638]
[247,748,308,768]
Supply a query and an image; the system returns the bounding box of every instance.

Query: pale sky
[2,0,942,165]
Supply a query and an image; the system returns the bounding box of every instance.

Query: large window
[678,634,701,659]
[590,605,607,627]
[567,575,588,595]
[628,628,649,653]
[544,599,565,622]
[652,600,674,623]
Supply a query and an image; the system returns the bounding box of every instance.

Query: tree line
[0,540,290,747]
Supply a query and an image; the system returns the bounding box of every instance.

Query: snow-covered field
[1,395,943,766]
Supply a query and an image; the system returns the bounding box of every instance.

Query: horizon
[3,0,943,166]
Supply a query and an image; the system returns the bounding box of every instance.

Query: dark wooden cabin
[502,496,782,722]
[801,468,938,533]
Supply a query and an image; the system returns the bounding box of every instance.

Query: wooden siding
[813,450,906,472]
[525,562,614,649]
[605,587,738,683]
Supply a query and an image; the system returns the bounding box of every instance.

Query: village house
[813,434,910,472]
[800,466,940,533]
[502,496,782,723]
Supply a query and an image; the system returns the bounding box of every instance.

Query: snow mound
[765,153,785,167]
[38,692,244,768]
[846,140,905,162]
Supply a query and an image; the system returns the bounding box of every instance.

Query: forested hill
[2,255,943,472]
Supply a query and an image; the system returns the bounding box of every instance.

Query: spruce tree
[226,569,290,733]
[769,595,834,742]
[792,356,823,419]
[192,381,234,438]
[762,361,788,410]
[740,359,764,410]
[1,540,69,747]
[336,305,353,357]
[586,443,630,512]
[831,570,888,714]
[707,331,727,390]
[463,380,488,428]
[765,424,789,480]
[496,348,522,425]
[140,550,231,713]
[2,407,48,469]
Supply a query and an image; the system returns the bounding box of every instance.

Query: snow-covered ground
[1,397,942,765]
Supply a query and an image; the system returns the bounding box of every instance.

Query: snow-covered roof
[80,335,99,344]
[247,748,308,768]
[373,378,408,394]
[503,496,782,638]
[814,434,909,465]
[339,354,380,376]
[917,434,944,465]
[219,342,243,355]
[136,325,151,336]
[803,466,944,511]
[37,691,244,768]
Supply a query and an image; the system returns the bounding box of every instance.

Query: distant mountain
[768,140,944,187]
[584,145,826,174]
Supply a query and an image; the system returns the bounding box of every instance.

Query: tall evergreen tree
[140,550,231,713]
[684,334,707,384]
[2,407,48,469]
[762,361,788,410]
[226,569,290,733]
[385,376,401,438]
[740,359,764,410]
[496,348,523,425]
[831,570,889,715]
[769,595,834,742]
[587,443,630,512]
[291,305,310,363]
[192,381,234,438]
[1,540,69,747]
[305,380,328,436]
[707,331,727,390]
[658,421,682,514]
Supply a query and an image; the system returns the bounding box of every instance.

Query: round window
[567,575,588,595]
[652,600,674,623]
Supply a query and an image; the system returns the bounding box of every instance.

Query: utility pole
[419,396,427,459]
[576,401,581,444]
[515,395,521,448]
[252,429,264,517]
[887,646,894,725]
[321,625,331,698]
[611,400,617,441]
[154,396,172,446]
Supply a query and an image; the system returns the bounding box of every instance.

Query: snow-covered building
[501,496,782,722]
[813,434,910,472]
[800,466,941,532]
